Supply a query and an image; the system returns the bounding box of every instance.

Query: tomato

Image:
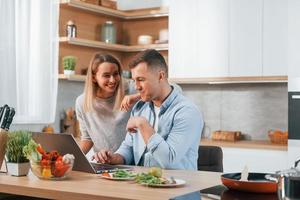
[52,160,69,177]
[56,155,63,161]
[40,159,50,167]
[49,151,60,161]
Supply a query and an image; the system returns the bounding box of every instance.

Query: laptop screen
[32,133,131,174]
[32,132,96,173]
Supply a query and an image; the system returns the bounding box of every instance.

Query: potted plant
[5,130,32,176]
[63,56,77,75]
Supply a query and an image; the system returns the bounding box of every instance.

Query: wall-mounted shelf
[60,0,168,19]
[169,76,288,84]
[59,74,287,84]
[60,37,168,52]
[59,74,86,82]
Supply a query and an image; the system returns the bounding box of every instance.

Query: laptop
[32,133,130,174]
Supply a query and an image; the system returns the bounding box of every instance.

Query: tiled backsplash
[181,83,288,140]
[11,82,288,140]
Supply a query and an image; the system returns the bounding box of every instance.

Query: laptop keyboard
[90,163,131,174]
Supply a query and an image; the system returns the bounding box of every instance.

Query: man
[95,49,203,170]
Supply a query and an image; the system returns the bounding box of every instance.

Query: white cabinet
[229,0,262,77]
[287,0,300,91]
[170,0,288,79]
[263,0,288,76]
[288,0,300,79]
[222,147,288,173]
[169,0,229,78]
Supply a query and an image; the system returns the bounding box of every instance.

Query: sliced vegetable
[23,139,42,162]
[52,161,70,177]
[42,167,52,178]
[36,144,46,156]
[112,169,136,178]
[101,172,111,178]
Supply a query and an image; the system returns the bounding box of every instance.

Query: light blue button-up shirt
[115,87,204,170]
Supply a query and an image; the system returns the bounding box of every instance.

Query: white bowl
[137,35,153,45]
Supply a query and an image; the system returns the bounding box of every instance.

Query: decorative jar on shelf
[101,21,116,44]
[66,20,77,38]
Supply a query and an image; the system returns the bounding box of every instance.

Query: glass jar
[101,21,116,44]
[66,20,77,38]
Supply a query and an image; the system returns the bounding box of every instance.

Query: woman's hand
[120,94,141,112]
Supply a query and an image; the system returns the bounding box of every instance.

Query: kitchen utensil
[265,158,300,200]
[0,106,10,131]
[221,172,277,193]
[0,105,8,125]
[240,166,249,181]
[4,108,15,131]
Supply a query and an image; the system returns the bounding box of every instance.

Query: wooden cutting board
[0,131,8,170]
[211,130,242,142]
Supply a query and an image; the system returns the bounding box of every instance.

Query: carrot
[102,172,111,177]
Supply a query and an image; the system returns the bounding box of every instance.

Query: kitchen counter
[0,167,221,200]
[201,138,287,151]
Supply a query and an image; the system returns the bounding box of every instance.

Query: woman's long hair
[83,53,124,112]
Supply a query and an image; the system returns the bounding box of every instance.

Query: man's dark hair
[129,49,168,76]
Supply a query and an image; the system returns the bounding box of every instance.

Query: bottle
[66,20,77,38]
[101,21,116,44]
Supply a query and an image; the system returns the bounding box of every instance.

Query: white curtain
[0,0,59,123]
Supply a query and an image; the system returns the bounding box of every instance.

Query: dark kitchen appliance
[288,92,300,139]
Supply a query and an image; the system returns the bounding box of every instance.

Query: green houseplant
[63,56,77,75]
[6,130,32,176]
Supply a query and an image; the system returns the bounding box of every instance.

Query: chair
[197,145,223,172]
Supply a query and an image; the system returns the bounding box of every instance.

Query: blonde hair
[83,53,124,112]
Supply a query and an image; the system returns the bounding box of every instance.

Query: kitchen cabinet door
[222,147,288,173]
[288,0,300,91]
[229,0,263,77]
[263,0,288,76]
[288,0,300,79]
[169,0,229,78]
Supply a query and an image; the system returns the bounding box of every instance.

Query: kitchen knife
[0,106,10,130]
[0,105,8,125]
[4,108,15,131]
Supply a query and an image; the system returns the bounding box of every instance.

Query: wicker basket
[268,130,288,144]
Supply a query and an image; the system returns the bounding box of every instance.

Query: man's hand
[126,116,154,144]
[120,94,141,112]
[92,150,124,165]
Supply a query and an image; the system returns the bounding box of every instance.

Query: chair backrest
[197,145,223,172]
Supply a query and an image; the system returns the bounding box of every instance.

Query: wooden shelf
[169,76,288,84]
[60,0,168,19]
[59,74,288,84]
[60,37,168,52]
[59,74,86,82]
[201,138,287,151]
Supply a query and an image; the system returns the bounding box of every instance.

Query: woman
[75,53,139,159]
